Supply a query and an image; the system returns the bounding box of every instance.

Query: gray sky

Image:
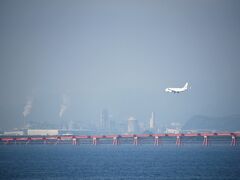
[1,0,240,129]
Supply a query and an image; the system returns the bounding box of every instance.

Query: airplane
[165,82,189,93]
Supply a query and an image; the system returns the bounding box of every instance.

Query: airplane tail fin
[183,82,188,89]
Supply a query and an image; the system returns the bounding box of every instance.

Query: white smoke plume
[22,98,33,117]
[59,95,68,118]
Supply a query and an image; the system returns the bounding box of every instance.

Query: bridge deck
[0,132,239,146]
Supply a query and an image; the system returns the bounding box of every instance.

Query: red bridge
[0,132,239,146]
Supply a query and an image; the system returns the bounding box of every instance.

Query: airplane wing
[169,89,177,93]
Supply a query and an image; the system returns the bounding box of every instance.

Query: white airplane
[165,82,189,93]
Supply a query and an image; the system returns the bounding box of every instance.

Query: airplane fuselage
[165,82,189,93]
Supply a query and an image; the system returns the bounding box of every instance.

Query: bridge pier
[55,137,61,145]
[231,136,237,146]
[133,136,138,145]
[176,136,181,146]
[203,136,209,146]
[92,137,98,145]
[154,136,160,146]
[43,137,47,144]
[26,138,31,145]
[113,137,119,145]
[72,137,77,145]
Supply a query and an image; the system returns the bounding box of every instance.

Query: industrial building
[27,129,59,136]
[4,131,24,136]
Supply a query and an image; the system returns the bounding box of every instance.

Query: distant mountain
[183,115,240,131]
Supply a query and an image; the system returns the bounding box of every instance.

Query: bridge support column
[72,137,77,145]
[43,138,47,144]
[176,136,181,146]
[113,137,119,145]
[55,137,61,145]
[26,138,31,145]
[154,136,160,146]
[133,136,138,145]
[92,137,98,145]
[231,136,237,146]
[202,136,208,146]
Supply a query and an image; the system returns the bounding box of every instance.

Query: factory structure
[27,129,59,136]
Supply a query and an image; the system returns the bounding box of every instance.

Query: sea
[0,144,239,180]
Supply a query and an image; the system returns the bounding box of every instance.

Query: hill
[183,115,240,132]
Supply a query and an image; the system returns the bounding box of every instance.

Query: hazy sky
[1,0,240,129]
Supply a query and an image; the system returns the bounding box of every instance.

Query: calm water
[0,145,239,180]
